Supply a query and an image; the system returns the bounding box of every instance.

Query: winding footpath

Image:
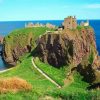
[31,58,62,88]
[0,67,14,74]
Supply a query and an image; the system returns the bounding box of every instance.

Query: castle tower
[63,16,77,29]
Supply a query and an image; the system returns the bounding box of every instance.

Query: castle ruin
[80,20,89,26]
[63,16,77,29]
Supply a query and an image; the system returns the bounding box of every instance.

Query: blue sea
[0,20,100,70]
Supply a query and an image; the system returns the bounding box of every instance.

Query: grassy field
[0,54,57,100]
[0,54,100,100]
[33,57,100,100]
[34,57,70,86]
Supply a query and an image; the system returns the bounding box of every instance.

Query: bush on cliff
[0,77,32,93]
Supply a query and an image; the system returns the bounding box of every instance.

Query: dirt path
[31,58,61,88]
[0,67,15,74]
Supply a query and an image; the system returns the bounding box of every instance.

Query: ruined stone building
[80,20,89,26]
[63,16,77,29]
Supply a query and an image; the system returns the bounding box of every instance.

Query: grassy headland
[0,27,100,99]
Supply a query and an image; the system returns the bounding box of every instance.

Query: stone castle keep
[63,16,89,29]
[63,16,77,29]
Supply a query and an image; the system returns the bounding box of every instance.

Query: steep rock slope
[3,27,52,65]
[3,31,33,65]
[37,27,100,83]
[37,27,97,67]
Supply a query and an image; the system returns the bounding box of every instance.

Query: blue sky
[0,0,100,21]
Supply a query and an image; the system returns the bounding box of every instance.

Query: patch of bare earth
[0,77,32,93]
[64,74,74,87]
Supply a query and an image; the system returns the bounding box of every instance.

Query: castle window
[69,22,70,24]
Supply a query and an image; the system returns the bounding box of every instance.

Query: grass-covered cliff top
[4,27,54,48]
[77,25,93,30]
[7,27,52,38]
[4,25,93,48]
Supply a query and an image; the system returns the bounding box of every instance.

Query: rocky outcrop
[3,27,53,66]
[37,28,97,67]
[3,32,33,65]
[37,27,100,83]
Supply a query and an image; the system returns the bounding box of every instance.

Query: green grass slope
[0,54,57,100]
[34,57,68,86]
[0,54,99,100]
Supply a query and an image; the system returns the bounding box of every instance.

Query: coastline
[0,44,13,71]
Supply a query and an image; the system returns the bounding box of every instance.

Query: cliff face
[3,31,33,65]
[37,27,97,67]
[37,27,100,83]
[3,27,53,66]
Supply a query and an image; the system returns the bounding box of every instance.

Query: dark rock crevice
[87,83,100,90]
[77,63,96,83]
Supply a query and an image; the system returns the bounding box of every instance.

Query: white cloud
[85,4,100,9]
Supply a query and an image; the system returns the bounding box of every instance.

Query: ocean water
[0,45,9,70]
[0,20,100,70]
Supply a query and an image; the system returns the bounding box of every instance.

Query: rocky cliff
[3,31,33,65]
[3,27,53,65]
[37,27,100,83]
[37,27,97,66]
